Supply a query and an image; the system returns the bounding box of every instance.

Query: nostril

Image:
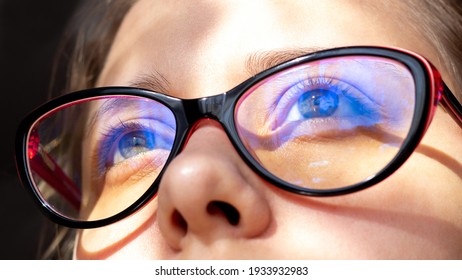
[171,209,188,236]
[206,201,240,226]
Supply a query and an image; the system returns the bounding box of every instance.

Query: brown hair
[50,0,135,98]
[42,0,136,259]
[405,0,462,102]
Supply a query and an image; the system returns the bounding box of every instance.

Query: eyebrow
[128,47,325,93]
[245,47,324,76]
[129,70,171,93]
[87,47,329,136]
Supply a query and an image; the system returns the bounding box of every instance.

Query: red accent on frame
[29,146,81,210]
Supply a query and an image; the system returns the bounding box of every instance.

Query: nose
[156,120,272,251]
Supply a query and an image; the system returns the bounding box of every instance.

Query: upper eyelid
[86,98,175,138]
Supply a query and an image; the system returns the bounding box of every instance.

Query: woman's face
[75,0,462,259]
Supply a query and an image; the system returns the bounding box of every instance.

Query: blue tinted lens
[27,96,176,221]
[235,56,416,190]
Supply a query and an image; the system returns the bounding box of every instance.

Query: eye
[278,77,382,132]
[96,120,175,173]
[115,130,156,163]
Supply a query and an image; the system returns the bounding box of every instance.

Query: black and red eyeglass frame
[15,46,462,228]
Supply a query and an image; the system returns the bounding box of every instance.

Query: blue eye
[118,130,156,159]
[280,78,383,132]
[97,120,175,173]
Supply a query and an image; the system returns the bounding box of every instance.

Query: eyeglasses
[16,46,462,228]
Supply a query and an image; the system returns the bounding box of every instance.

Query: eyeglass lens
[235,56,415,190]
[27,96,176,221]
[25,55,416,222]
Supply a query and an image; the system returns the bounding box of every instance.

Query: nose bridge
[199,93,226,118]
[180,93,227,127]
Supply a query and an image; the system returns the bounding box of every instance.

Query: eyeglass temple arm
[440,84,462,128]
[29,147,81,210]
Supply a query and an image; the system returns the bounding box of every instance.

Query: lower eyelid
[104,149,170,187]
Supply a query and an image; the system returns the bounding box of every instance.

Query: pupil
[129,136,144,146]
[297,89,339,118]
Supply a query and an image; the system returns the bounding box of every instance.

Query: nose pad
[156,120,272,251]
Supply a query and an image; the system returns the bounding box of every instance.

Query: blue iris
[297,89,339,119]
[118,130,156,159]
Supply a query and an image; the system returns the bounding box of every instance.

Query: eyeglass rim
[15,46,452,228]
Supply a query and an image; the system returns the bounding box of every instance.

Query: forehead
[97,0,433,98]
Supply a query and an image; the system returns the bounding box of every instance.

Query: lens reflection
[26,96,176,222]
[235,56,416,190]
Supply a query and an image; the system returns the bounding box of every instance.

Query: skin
[74,0,462,259]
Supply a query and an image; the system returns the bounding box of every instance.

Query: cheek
[74,199,167,259]
[253,134,401,190]
[268,172,462,259]
[264,110,462,259]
